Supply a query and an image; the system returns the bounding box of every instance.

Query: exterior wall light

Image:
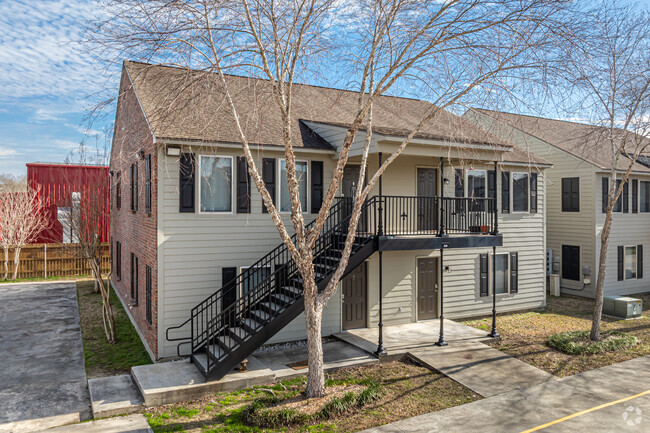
[166,145,181,157]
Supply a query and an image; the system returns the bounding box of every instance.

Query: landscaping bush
[547,330,638,355]
[242,383,382,428]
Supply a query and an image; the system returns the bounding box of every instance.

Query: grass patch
[77,279,151,377]
[144,359,480,433]
[548,330,638,355]
[462,293,650,377]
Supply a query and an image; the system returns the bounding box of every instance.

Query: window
[512,172,529,212]
[146,265,152,325]
[467,170,486,211]
[131,253,138,305]
[131,163,138,212]
[625,246,637,280]
[145,154,151,214]
[602,177,626,213]
[280,160,308,212]
[501,171,510,213]
[492,254,509,294]
[240,266,271,297]
[199,155,233,212]
[641,181,650,212]
[561,178,579,212]
[116,171,121,209]
[116,241,121,281]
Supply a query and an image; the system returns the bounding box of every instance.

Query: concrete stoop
[36,414,152,433]
[88,375,145,418]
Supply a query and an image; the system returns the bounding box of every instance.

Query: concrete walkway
[0,282,91,433]
[361,356,650,433]
[36,414,152,433]
[335,320,556,397]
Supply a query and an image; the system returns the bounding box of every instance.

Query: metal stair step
[260,302,283,314]
[207,344,223,360]
[242,317,263,332]
[193,353,208,374]
[229,326,248,342]
[272,293,293,306]
[218,335,238,350]
[282,286,302,296]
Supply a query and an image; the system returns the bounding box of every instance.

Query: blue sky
[0,0,116,177]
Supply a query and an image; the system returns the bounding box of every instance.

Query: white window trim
[489,252,510,296]
[239,265,272,298]
[624,245,638,280]
[197,154,235,214]
[467,169,487,199]
[279,158,310,214]
[511,171,530,213]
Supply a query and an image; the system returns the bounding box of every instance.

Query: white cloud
[0,146,18,158]
[65,123,102,136]
[54,139,81,149]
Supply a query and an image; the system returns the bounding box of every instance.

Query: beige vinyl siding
[465,111,597,296]
[364,158,546,324]
[158,146,340,358]
[595,173,650,297]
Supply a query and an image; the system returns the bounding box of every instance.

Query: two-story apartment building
[110,61,551,380]
[465,109,650,299]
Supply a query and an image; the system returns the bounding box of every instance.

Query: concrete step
[88,374,144,419]
[35,414,152,432]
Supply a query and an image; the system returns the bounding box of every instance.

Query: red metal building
[26,163,110,244]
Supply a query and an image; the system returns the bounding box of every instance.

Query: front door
[342,262,367,330]
[417,168,438,231]
[417,257,438,320]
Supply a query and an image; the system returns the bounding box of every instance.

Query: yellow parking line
[520,390,650,433]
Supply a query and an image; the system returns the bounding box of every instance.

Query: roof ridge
[473,108,616,131]
[124,60,430,104]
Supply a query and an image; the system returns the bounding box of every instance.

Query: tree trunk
[591,203,614,341]
[90,258,117,343]
[12,246,21,281]
[304,302,325,398]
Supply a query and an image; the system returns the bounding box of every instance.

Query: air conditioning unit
[603,296,643,319]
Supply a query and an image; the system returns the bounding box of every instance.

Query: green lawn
[76,279,152,378]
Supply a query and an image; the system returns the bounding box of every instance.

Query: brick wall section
[110,67,159,358]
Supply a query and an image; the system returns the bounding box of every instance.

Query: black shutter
[623,181,629,213]
[262,158,276,213]
[479,253,489,297]
[571,178,579,212]
[236,156,251,213]
[602,177,608,213]
[134,256,139,306]
[311,160,324,213]
[502,171,510,213]
[130,253,134,298]
[510,252,518,293]
[179,153,195,213]
[638,245,643,279]
[618,245,624,281]
[133,162,139,211]
[116,171,121,209]
[145,155,151,213]
[530,173,538,213]
[146,265,152,325]
[633,179,639,213]
[455,169,464,197]
[130,164,135,211]
[562,178,570,211]
[116,241,121,281]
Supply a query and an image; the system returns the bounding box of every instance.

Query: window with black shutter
[131,253,139,306]
[146,265,152,325]
[632,179,639,213]
[145,155,151,214]
[116,171,121,209]
[501,171,510,213]
[638,245,643,279]
[479,253,489,297]
[602,176,609,213]
[236,156,251,213]
[262,158,276,213]
[562,245,580,281]
[530,173,538,213]
[179,153,195,212]
[604,177,625,213]
[618,245,625,281]
[623,180,629,213]
[510,252,518,293]
[130,162,139,212]
[311,161,324,213]
[116,241,121,281]
[562,177,579,212]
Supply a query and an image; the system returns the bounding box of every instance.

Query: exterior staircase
[167,197,378,381]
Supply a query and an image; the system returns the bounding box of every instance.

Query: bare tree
[91,0,571,397]
[63,169,116,343]
[0,179,50,281]
[559,0,650,341]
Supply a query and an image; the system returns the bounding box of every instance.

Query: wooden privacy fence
[2,243,111,280]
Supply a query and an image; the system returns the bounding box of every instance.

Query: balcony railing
[336,195,497,237]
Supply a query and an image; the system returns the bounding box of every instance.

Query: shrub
[547,330,638,355]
